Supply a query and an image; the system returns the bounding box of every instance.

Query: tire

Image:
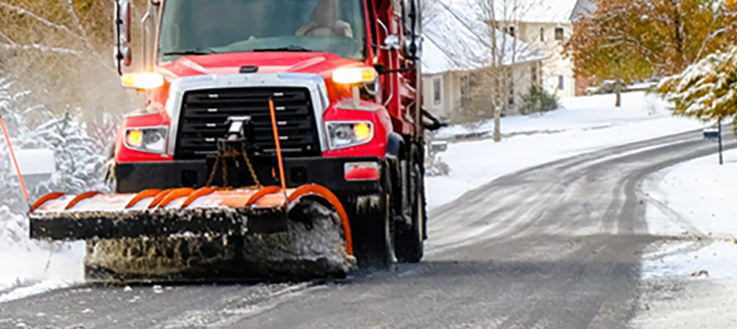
[394,147,425,263]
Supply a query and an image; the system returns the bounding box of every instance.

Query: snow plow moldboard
[27,185,356,282]
[29,205,287,241]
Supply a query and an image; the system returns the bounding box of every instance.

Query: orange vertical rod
[268,99,287,195]
[0,116,29,202]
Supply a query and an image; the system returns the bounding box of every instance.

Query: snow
[642,149,737,240]
[640,148,737,280]
[0,208,84,303]
[631,149,737,328]
[422,0,548,74]
[426,91,705,210]
[444,0,578,23]
[519,0,578,23]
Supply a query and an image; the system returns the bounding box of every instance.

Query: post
[0,116,30,204]
[718,118,723,165]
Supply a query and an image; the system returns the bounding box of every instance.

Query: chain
[206,146,261,188]
[241,146,262,188]
[221,150,229,187]
[206,150,223,187]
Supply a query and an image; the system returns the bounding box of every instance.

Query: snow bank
[426,92,704,210]
[641,148,737,280]
[632,147,737,328]
[434,92,670,140]
[642,148,737,239]
[0,206,84,303]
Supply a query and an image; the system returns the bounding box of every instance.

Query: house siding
[500,21,576,99]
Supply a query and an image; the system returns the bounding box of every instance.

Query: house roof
[440,0,580,24]
[422,0,548,75]
[570,0,596,21]
[524,0,579,23]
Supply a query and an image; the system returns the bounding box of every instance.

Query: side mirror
[383,35,401,51]
[115,0,132,75]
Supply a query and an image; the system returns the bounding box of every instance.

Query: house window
[531,66,538,84]
[508,26,515,37]
[558,75,565,90]
[555,27,565,41]
[433,78,441,104]
[540,27,545,42]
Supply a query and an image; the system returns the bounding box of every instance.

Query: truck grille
[174,87,321,159]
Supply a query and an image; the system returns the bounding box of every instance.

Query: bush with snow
[0,77,118,248]
[657,46,737,126]
[424,152,451,177]
[519,85,559,116]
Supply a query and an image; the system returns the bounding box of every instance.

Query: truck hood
[157,52,359,80]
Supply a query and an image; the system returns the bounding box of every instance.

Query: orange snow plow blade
[28,184,355,282]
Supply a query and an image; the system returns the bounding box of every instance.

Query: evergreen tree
[657,46,737,126]
[33,107,108,195]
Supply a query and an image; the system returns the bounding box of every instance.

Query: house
[421,1,547,123]
[570,0,598,95]
[490,0,581,99]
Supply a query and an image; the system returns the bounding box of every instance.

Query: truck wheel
[394,147,425,263]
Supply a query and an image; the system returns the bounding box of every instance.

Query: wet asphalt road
[1,130,733,329]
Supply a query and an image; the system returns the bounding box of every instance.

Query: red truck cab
[112,0,427,266]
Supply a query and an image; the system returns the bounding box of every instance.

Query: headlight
[327,121,374,150]
[124,126,168,153]
[121,73,165,90]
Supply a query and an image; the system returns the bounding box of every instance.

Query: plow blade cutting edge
[28,185,356,282]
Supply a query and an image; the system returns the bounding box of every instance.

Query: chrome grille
[174,87,321,159]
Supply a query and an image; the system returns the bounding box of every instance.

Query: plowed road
[1,130,733,329]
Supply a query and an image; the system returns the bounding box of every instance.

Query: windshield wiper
[252,45,313,52]
[163,48,217,56]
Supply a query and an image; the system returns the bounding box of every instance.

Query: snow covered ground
[631,149,737,328]
[426,91,704,210]
[0,207,85,303]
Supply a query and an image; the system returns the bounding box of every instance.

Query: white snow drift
[426,91,704,210]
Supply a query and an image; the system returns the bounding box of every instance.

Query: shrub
[519,85,559,115]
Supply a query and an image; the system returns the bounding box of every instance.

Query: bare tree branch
[0,2,80,38]
[0,43,84,55]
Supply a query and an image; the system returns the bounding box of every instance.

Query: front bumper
[115,156,383,195]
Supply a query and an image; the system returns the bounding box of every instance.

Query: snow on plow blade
[28,185,355,282]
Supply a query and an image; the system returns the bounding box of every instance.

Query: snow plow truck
[27,0,439,282]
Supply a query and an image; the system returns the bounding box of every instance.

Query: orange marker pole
[268,99,288,203]
[0,116,29,204]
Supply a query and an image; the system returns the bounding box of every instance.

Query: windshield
[157,0,367,64]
